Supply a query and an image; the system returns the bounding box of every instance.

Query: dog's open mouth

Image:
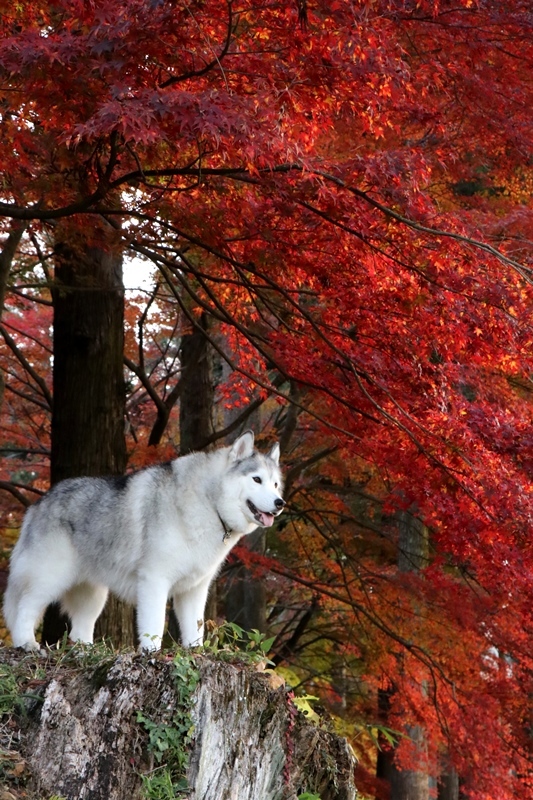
[247,500,275,527]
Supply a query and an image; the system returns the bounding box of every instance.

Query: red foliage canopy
[1,1,533,796]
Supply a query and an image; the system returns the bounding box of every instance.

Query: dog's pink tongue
[259,511,275,527]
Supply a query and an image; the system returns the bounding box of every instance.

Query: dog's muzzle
[247,498,284,527]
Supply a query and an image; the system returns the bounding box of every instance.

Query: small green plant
[364,722,402,750]
[0,663,20,714]
[49,636,121,665]
[0,660,45,716]
[140,765,188,800]
[298,793,322,800]
[138,652,200,800]
[202,621,276,664]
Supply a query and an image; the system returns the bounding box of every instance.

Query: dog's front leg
[172,575,213,648]
[136,578,170,651]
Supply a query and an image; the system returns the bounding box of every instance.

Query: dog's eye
[274,482,278,488]
[252,476,262,484]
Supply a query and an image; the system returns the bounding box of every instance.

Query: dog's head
[223,431,285,531]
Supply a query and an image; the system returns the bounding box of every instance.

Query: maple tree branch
[118,226,393,440]
[2,319,53,355]
[314,170,533,284]
[199,372,288,449]
[235,544,457,690]
[0,220,28,405]
[106,208,527,525]
[159,0,234,88]
[166,258,385,431]
[272,596,319,667]
[0,191,108,221]
[0,324,53,410]
[0,481,34,507]
[27,230,53,284]
[125,282,185,445]
[124,355,169,417]
[199,398,266,448]
[277,382,300,455]
[3,381,52,412]
[0,221,27,313]
[136,280,161,375]
[9,286,53,306]
[147,377,184,447]
[0,445,47,454]
[283,447,338,495]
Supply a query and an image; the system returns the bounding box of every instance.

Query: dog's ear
[268,442,280,465]
[229,430,255,461]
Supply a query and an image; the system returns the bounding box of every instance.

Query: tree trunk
[388,724,429,800]
[167,311,216,642]
[438,767,459,800]
[174,312,271,638]
[41,225,134,647]
[179,311,214,455]
[51,238,126,482]
[376,509,430,800]
[0,649,358,800]
[218,385,270,636]
[224,527,267,632]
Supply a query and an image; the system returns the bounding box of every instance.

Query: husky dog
[4,431,284,651]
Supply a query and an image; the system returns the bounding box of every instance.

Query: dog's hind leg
[61,583,109,644]
[4,566,74,651]
[4,580,46,651]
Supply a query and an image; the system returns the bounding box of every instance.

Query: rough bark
[0,648,357,800]
[178,311,214,456]
[438,767,459,800]
[41,227,134,648]
[166,311,216,641]
[376,509,430,800]
[51,237,127,482]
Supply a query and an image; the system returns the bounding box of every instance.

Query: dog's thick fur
[4,431,284,651]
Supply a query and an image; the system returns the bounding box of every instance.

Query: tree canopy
[1,1,533,797]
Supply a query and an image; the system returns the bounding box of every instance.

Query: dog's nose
[275,498,285,510]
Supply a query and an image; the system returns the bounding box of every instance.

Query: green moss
[138,652,199,800]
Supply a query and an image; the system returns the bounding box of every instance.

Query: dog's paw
[16,640,46,656]
[138,633,162,653]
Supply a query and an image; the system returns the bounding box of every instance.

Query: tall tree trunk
[438,766,459,800]
[178,312,214,455]
[219,378,268,635]
[41,223,135,648]
[168,311,216,642]
[376,509,430,800]
[172,311,269,639]
[51,238,126,482]
[224,527,267,632]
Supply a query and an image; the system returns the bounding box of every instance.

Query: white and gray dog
[4,431,284,651]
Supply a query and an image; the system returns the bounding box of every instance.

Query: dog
[3,431,284,651]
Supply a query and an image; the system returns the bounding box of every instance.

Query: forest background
[1,1,533,798]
